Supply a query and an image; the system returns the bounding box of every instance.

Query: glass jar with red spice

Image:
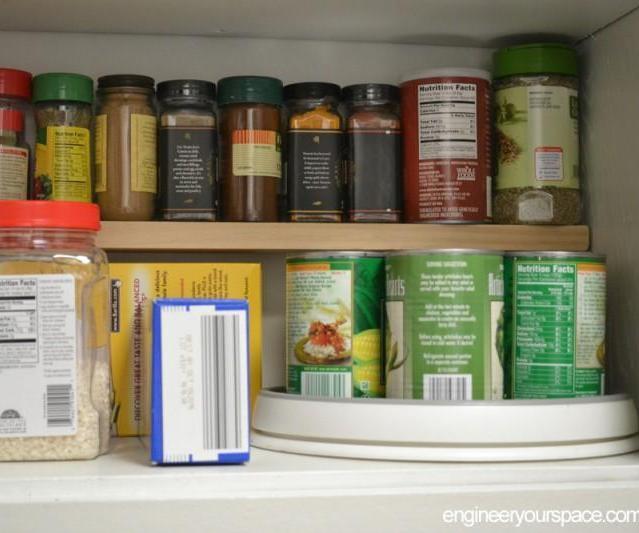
[343,84,402,223]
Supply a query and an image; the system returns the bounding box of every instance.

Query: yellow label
[130,114,157,193]
[35,126,91,202]
[109,263,262,436]
[94,114,107,193]
[232,129,281,178]
[0,145,28,199]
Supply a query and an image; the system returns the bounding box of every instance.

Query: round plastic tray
[252,389,639,462]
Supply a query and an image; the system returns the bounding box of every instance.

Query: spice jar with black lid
[285,82,343,222]
[158,80,217,221]
[218,76,282,222]
[344,84,402,223]
[95,74,157,221]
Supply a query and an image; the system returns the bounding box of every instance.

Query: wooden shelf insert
[97,222,590,252]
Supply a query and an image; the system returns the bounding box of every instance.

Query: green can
[385,250,504,400]
[286,252,385,398]
[504,252,606,399]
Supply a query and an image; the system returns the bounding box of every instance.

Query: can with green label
[286,252,385,398]
[385,250,504,400]
[504,252,606,399]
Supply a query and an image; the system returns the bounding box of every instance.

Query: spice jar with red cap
[0,68,35,181]
[0,200,112,461]
[0,109,29,199]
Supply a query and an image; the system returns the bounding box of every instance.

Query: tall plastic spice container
[0,201,111,461]
[95,75,157,221]
[0,68,35,183]
[344,84,402,222]
[218,76,283,222]
[493,44,581,225]
[32,73,94,203]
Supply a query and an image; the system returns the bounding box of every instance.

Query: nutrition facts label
[0,275,77,437]
[513,261,605,398]
[418,82,478,160]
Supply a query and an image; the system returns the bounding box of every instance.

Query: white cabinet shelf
[1,438,639,532]
[1,0,637,45]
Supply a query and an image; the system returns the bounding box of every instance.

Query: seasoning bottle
[343,84,402,223]
[493,44,581,225]
[218,76,282,222]
[32,73,93,202]
[95,75,157,221]
[0,68,35,184]
[284,82,342,222]
[0,109,29,199]
[158,80,217,221]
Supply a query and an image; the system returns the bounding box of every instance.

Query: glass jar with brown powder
[95,75,157,221]
[218,76,282,222]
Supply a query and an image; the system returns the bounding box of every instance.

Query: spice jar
[0,68,35,183]
[344,84,402,223]
[95,75,157,221]
[33,73,93,203]
[218,76,282,222]
[493,44,581,225]
[0,109,29,200]
[284,82,342,222]
[158,79,217,221]
[0,201,111,461]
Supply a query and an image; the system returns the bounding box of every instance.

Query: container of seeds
[493,44,581,225]
[0,200,111,461]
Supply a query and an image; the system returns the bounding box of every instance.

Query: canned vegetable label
[286,254,384,398]
[505,254,606,399]
[385,252,504,400]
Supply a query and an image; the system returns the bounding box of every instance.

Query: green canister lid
[217,76,283,106]
[33,73,94,104]
[493,43,578,79]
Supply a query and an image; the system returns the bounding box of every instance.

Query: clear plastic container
[0,201,111,461]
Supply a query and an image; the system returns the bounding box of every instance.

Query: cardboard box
[109,263,261,436]
[151,299,250,465]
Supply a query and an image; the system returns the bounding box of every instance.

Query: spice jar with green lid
[218,76,283,222]
[33,73,93,203]
[493,43,581,225]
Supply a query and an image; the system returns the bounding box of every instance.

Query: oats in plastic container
[0,200,111,461]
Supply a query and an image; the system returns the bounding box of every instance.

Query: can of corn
[385,250,504,400]
[286,252,385,398]
[504,252,606,399]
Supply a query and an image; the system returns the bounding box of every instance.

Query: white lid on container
[400,67,491,84]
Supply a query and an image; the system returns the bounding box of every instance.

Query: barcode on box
[301,372,352,398]
[151,299,250,465]
[46,384,73,427]
[201,314,243,451]
[423,374,472,400]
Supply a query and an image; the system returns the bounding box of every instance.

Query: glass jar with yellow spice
[284,82,343,222]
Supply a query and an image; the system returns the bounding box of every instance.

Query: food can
[286,252,385,398]
[504,252,606,399]
[400,68,492,223]
[385,250,504,400]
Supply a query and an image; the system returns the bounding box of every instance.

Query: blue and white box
[151,298,250,465]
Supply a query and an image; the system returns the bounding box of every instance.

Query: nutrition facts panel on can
[418,82,478,160]
[0,275,77,437]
